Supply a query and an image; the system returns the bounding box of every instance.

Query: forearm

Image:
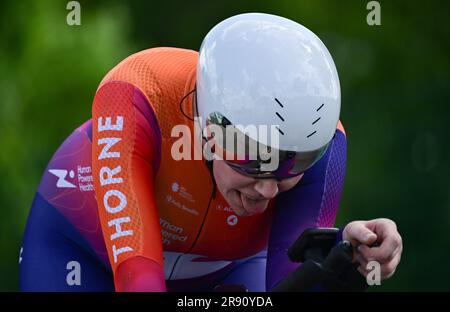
[115,256,166,292]
[92,81,165,291]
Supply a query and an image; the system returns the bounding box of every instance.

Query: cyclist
[20,13,402,291]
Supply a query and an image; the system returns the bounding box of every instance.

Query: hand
[343,218,403,280]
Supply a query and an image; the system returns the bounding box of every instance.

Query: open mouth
[239,191,267,214]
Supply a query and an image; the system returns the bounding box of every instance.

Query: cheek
[214,161,254,191]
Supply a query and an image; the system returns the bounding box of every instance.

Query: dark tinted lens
[225,142,331,178]
[289,143,330,174]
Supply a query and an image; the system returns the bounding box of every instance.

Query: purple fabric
[35,83,163,269]
[336,227,345,244]
[132,87,163,174]
[165,262,237,291]
[37,122,110,266]
[271,157,298,179]
[316,131,347,227]
[266,130,347,290]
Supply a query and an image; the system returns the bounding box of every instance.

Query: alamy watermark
[367,1,381,26]
[366,260,382,286]
[66,1,81,26]
[66,260,81,286]
[170,117,281,171]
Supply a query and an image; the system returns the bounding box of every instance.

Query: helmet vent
[275,98,284,108]
[275,126,285,135]
[274,98,286,135]
[307,130,317,138]
[307,103,325,138]
[275,112,285,122]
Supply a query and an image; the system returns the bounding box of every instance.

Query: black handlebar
[214,228,370,292]
[272,228,369,292]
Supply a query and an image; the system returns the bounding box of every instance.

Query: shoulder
[337,120,346,138]
[99,47,198,87]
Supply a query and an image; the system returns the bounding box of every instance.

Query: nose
[254,179,279,199]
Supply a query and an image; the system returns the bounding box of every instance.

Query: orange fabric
[337,120,346,137]
[92,81,164,274]
[115,257,166,292]
[92,48,199,288]
[99,48,198,139]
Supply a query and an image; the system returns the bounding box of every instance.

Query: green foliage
[0,0,449,291]
[0,0,134,290]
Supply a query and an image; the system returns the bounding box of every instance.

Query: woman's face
[213,160,303,217]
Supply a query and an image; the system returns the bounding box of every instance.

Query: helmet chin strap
[179,87,218,199]
[179,88,196,121]
[205,155,217,200]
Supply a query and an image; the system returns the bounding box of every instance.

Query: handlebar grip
[321,241,353,273]
[271,260,325,292]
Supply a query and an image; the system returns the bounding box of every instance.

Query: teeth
[244,194,259,203]
[243,194,258,201]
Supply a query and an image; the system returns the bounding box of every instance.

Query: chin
[242,199,270,216]
[228,201,249,217]
[231,205,250,217]
[233,210,248,217]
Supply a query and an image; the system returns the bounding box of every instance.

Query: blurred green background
[1,0,449,291]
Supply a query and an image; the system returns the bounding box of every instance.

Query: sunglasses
[205,112,330,180]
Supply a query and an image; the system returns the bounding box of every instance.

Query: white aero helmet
[196,13,341,179]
